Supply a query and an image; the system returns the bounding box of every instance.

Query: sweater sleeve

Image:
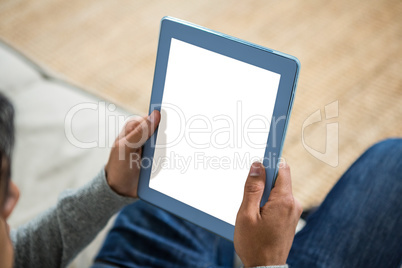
[10,168,135,268]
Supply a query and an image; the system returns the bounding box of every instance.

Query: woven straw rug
[0,0,401,208]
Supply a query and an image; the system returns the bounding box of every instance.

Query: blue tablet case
[138,17,300,241]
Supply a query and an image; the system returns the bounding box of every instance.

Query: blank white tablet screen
[149,38,280,225]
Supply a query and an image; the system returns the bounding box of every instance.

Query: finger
[125,110,161,148]
[239,162,266,217]
[270,162,292,197]
[124,116,146,136]
[118,115,145,140]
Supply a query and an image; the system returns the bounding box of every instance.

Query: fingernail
[250,162,261,177]
[148,111,155,124]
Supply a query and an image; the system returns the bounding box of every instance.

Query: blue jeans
[93,139,402,268]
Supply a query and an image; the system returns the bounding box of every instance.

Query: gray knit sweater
[10,169,287,268]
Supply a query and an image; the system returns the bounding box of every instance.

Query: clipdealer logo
[63,101,339,168]
[301,101,339,167]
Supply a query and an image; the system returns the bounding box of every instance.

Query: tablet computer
[138,17,300,241]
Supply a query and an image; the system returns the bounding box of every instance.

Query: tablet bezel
[138,16,300,241]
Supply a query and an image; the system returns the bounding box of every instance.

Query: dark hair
[0,92,14,206]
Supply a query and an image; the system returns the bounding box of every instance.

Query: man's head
[0,92,19,268]
[0,93,15,205]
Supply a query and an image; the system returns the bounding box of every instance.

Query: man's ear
[3,182,19,220]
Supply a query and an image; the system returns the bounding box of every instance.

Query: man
[1,92,401,268]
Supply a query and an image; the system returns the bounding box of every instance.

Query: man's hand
[105,110,161,198]
[234,162,302,267]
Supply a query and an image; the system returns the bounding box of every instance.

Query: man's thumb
[239,162,266,216]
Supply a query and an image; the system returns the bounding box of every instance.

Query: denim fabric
[93,200,234,268]
[93,139,402,268]
[287,139,402,267]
